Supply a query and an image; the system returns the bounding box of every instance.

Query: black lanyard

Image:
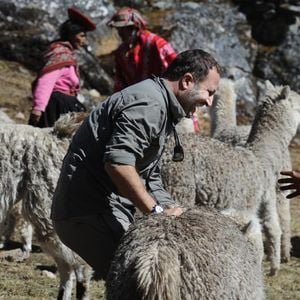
[172,124,184,162]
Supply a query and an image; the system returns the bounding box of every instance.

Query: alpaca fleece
[106,207,264,300]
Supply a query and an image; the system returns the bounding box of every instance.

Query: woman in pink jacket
[29,7,96,127]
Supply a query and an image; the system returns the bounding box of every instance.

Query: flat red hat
[68,6,96,31]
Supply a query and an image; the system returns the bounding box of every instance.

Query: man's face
[177,67,220,116]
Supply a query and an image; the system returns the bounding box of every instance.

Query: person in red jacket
[107,7,200,132]
[107,7,177,92]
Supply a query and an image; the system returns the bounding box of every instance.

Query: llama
[0,112,92,299]
[160,83,300,276]
[106,206,264,300]
[210,78,292,262]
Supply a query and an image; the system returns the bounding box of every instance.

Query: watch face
[155,205,164,214]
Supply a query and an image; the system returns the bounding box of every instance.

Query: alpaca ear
[241,221,253,236]
[265,80,274,90]
[280,85,290,99]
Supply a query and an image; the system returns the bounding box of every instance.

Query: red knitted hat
[68,6,96,31]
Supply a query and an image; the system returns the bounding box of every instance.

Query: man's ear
[180,73,194,90]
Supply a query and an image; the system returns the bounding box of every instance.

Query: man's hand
[164,207,185,217]
[278,170,300,199]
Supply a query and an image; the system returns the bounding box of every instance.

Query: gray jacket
[51,77,185,224]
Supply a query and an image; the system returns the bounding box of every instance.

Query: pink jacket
[32,66,80,112]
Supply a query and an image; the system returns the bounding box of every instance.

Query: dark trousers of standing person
[29,91,86,128]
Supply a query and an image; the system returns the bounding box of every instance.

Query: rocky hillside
[0,0,299,123]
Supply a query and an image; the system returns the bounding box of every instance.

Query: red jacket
[114,30,177,91]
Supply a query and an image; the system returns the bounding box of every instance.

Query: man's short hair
[163,49,221,82]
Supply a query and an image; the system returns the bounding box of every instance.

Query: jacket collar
[152,76,186,125]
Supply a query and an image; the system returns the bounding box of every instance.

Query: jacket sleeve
[103,98,165,166]
[146,165,174,207]
[32,68,63,112]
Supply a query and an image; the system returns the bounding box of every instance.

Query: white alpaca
[210,78,292,262]
[161,83,300,276]
[0,112,92,299]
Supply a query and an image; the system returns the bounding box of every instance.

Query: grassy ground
[0,243,106,300]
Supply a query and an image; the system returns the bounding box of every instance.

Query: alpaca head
[264,80,300,131]
[264,80,290,104]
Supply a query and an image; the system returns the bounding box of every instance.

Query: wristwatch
[151,204,164,214]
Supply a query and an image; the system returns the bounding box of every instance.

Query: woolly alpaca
[0,110,32,254]
[210,78,292,262]
[160,83,300,276]
[0,112,92,299]
[106,207,264,300]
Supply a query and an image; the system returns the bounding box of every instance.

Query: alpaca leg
[0,210,16,248]
[0,219,10,249]
[262,197,282,276]
[0,233,4,249]
[276,191,291,263]
[13,202,33,256]
[244,215,264,267]
[19,221,33,255]
[74,264,93,300]
[56,260,75,300]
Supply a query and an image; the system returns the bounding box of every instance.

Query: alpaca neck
[211,99,237,137]
[246,104,296,160]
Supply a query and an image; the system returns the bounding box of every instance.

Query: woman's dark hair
[59,20,86,41]
[163,49,222,82]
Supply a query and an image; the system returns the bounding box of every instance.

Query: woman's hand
[278,170,300,199]
[28,110,42,126]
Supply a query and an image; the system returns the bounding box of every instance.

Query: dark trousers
[31,91,86,128]
[53,213,126,280]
